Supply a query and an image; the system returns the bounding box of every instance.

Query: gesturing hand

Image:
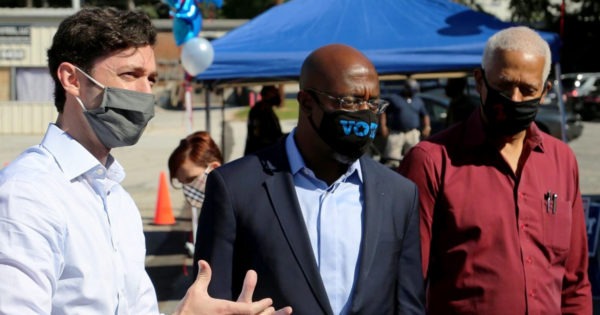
[236,269,293,315]
[173,260,288,315]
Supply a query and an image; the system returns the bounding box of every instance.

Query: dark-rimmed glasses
[304,88,389,114]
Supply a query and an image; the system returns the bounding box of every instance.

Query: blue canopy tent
[193,0,565,157]
[196,0,560,83]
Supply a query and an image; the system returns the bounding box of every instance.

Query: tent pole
[221,88,226,160]
[553,63,568,143]
[205,84,211,135]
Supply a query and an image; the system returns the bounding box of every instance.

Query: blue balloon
[165,0,203,46]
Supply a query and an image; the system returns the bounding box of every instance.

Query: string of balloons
[163,0,223,76]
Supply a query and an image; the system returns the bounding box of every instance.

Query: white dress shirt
[0,124,159,314]
[285,129,363,315]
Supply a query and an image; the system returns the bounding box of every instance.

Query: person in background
[0,7,290,315]
[399,26,592,314]
[169,131,223,256]
[195,43,425,314]
[381,79,431,168]
[225,86,252,107]
[444,76,478,127]
[244,85,284,155]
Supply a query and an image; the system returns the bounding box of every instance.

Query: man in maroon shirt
[399,26,592,314]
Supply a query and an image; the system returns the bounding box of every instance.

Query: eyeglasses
[305,88,389,114]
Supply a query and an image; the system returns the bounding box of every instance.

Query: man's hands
[236,268,293,315]
[172,260,292,315]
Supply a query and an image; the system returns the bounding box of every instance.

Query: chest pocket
[542,199,572,253]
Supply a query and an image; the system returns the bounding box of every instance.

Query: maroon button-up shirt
[399,110,591,315]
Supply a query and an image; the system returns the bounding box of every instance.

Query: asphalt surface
[1,108,599,314]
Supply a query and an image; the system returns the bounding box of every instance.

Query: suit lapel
[260,143,334,315]
[352,158,384,306]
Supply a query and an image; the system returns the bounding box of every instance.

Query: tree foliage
[507,0,600,72]
[457,0,600,72]
[220,0,277,19]
[509,0,554,26]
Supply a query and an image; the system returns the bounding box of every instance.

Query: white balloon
[180,37,214,76]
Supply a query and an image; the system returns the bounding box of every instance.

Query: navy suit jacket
[194,137,425,315]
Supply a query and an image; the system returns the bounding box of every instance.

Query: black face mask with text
[481,70,542,136]
[309,103,379,164]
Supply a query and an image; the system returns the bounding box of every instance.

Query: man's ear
[543,80,553,97]
[57,62,81,97]
[297,90,312,114]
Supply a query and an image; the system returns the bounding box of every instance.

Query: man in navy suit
[194,44,425,315]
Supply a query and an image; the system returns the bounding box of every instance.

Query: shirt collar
[463,108,545,152]
[285,128,363,183]
[41,124,125,182]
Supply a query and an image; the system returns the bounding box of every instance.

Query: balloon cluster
[164,0,223,76]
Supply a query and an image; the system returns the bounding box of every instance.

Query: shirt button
[520,223,525,230]
[529,289,536,297]
[526,256,533,264]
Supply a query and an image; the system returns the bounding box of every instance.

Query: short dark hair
[260,85,278,97]
[47,7,157,112]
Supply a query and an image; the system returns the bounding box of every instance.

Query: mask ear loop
[73,66,106,112]
[74,66,106,89]
[75,96,88,112]
[303,89,328,134]
[203,165,212,177]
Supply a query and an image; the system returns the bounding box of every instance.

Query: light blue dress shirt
[285,129,364,315]
[0,124,159,315]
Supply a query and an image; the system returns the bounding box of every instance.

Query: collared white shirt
[0,124,158,315]
[285,129,363,315]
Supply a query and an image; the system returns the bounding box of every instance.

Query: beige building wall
[0,101,56,134]
[0,26,56,67]
[0,68,9,101]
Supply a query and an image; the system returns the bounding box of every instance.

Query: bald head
[295,44,382,170]
[299,44,378,92]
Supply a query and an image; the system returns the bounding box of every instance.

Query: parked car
[418,88,584,142]
[561,72,600,120]
[581,90,600,120]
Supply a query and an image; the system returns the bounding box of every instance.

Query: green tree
[509,0,554,27]
[221,0,280,19]
[507,0,600,72]
[454,0,600,72]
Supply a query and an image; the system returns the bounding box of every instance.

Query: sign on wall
[0,25,30,44]
[0,49,25,60]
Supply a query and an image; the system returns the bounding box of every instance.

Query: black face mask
[481,70,542,136]
[309,99,379,163]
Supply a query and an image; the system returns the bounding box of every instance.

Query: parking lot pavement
[570,120,600,195]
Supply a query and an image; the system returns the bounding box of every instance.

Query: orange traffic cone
[153,171,176,225]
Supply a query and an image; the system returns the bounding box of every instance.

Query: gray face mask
[75,67,155,148]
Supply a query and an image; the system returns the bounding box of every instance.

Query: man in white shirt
[0,7,290,315]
